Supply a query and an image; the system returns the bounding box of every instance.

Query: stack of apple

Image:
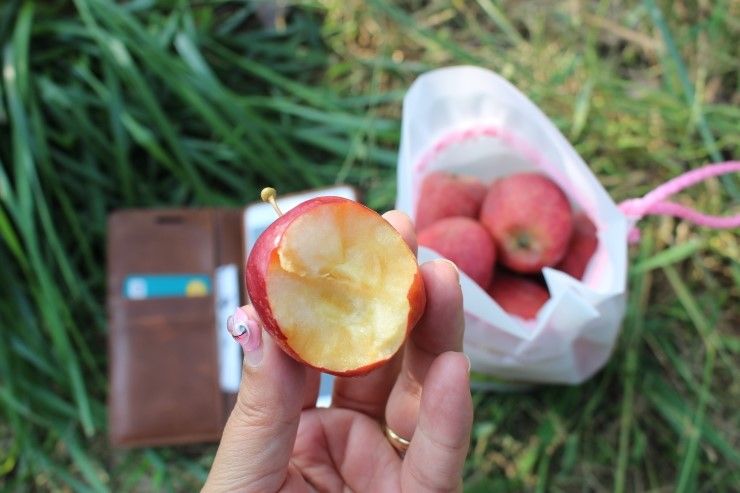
[416,171,598,320]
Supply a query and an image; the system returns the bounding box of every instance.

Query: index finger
[402,351,472,491]
[384,258,465,440]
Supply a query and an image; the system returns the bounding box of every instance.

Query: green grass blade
[662,265,716,493]
[474,0,526,47]
[630,239,704,274]
[643,0,738,198]
[0,205,27,270]
[615,231,654,493]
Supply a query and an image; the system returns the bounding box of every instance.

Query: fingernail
[438,258,460,280]
[227,307,264,368]
[464,354,471,374]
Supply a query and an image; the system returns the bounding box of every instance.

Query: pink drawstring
[618,161,740,243]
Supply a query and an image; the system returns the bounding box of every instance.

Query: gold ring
[383,424,410,458]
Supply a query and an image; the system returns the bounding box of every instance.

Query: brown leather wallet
[106,208,243,447]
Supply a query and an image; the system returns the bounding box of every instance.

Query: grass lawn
[1,1,738,491]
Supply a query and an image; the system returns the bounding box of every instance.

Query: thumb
[204,305,306,493]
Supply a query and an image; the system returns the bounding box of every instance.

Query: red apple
[418,217,496,289]
[480,173,573,273]
[247,195,425,376]
[556,212,598,279]
[415,171,487,230]
[488,273,549,320]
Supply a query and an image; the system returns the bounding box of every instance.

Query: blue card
[123,274,212,299]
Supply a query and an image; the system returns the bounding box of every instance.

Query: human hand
[204,211,472,492]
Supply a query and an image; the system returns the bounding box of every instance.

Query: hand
[204,211,473,492]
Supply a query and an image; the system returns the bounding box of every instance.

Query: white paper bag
[396,66,630,385]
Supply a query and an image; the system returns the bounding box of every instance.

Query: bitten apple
[480,173,573,273]
[246,190,425,376]
[415,171,487,230]
[418,217,496,289]
[556,212,598,279]
[488,272,549,320]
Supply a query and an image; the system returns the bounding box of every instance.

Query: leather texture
[107,208,243,447]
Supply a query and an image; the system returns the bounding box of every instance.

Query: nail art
[226,307,263,367]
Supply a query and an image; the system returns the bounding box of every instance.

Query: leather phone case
[107,208,243,447]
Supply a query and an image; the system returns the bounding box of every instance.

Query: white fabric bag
[396,66,630,385]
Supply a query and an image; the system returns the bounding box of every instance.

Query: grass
[0,0,738,491]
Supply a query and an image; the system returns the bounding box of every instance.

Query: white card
[215,264,242,393]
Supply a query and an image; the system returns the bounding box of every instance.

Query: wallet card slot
[109,295,215,325]
[154,214,185,225]
[108,311,223,446]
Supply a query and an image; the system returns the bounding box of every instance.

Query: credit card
[123,274,212,299]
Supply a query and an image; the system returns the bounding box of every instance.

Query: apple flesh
[415,172,487,230]
[480,173,573,273]
[556,212,598,279]
[488,272,549,320]
[418,217,496,289]
[247,197,425,376]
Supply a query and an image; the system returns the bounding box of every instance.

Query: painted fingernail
[227,307,264,368]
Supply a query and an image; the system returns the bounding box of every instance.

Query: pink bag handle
[618,161,740,243]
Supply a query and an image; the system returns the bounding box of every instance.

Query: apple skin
[418,217,496,290]
[246,196,426,377]
[556,212,598,279]
[415,172,488,230]
[487,272,549,320]
[480,173,573,273]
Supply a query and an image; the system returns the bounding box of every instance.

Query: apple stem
[261,187,283,217]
